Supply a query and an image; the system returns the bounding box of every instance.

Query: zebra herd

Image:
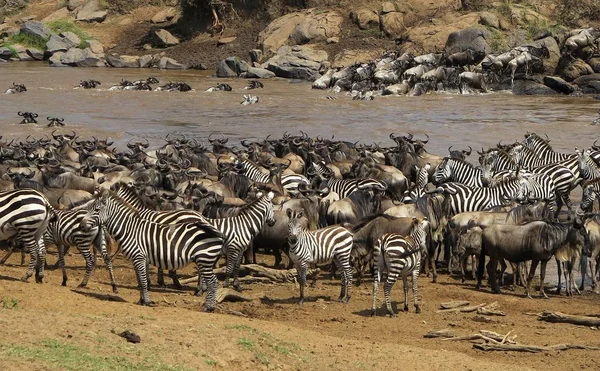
[1,130,600,316]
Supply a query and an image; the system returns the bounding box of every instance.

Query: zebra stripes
[237,158,309,194]
[92,190,224,310]
[286,208,353,304]
[371,218,429,316]
[433,157,485,187]
[0,189,56,283]
[405,163,431,201]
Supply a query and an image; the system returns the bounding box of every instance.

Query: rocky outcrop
[264,45,328,81]
[573,74,600,94]
[154,29,179,48]
[543,76,576,94]
[332,49,385,68]
[106,54,139,68]
[242,66,276,79]
[512,79,557,95]
[151,7,179,24]
[75,0,107,23]
[445,27,491,54]
[158,56,186,69]
[68,0,85,11]
[216,56,248,77]
[478,12,499,29]
[26,47,44,61]
[558,58,594,82]
[84,39,104,54]
[0,47,13,60]
[49,51,66,66]
[349,8,379,30]
[258,9,342,56]
[20,21,51,40]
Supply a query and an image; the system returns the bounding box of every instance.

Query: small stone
[151,7,179,24]
[326,37,339,44]
[381,2,396,14]
[217,36,237,46]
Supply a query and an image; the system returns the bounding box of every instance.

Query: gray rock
[139,55,153,68]
[573,74,600,93]
[242,67,276,79]
[60,31,82,47]
[249,49,263,64]
[75,48,104,67]
[12,44,32,61]
[512,79,557,95]
[49,51,66,66]
[217,36,236,46]
[558,58,594,82]
[105,54,139,68]
[0,46,13,60]
[84,39,104,54]
[383,83,410,95]
[158,56,186,69]
[154,29,179,48]
[264,45,327,81]
[216,56,249,77]
[479,11,499,29]
[75,0,107,23]
[46,35,71,53]
[68,0,85,11]
[267,64,318,80]
[543,76,575,94]
[26,47,44,60]
[587,57,600,73]
[349,8,380,30]
[61,47,84,64]
[445,27,491,55]
[20,21,51,40]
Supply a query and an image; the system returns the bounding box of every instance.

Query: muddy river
[2,62,599,154]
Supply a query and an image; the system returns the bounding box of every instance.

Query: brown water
[2,62,600,154]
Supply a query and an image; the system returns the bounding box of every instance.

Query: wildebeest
[5,82,27,94]
[155,82,192,92]
[206,83,232,92]
[78,80,101,89]
[17,111,38,124]
[477,220,580,298]
[245,80,264,90]
[241,95,259,105]
[47,117,65,127]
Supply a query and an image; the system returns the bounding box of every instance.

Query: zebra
[307,160,387,197]
[114,183,276,292]
[515,174,558,217]
[91,190,225,311]
[433,157,487,187]
[286,208,353,304]
[371,217,429,317]
[522,132,573,164]
[235,158,309,195]
[0,189,56,283]
[577,179,600,215]
[404,163,431,202]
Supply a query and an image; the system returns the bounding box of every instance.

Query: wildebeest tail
[477,233,487,281]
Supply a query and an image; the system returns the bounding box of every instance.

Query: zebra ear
[297,210,304,219]
[266,191,274,201]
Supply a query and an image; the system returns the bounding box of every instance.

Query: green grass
[205,358,217,366]
[2,33,48,51]
[1,297,19,310]
[238,337,255,350]
[0,339,191,371]
[46,20,91,48]
[1,45,17,58]
[488,28,508,53]
[523,17,560,40]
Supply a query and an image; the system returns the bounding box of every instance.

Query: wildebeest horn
[241,139,252,147]
[406,133,414,141]
[594,139,599,148]
[544,133,549,142]
[421,133,429,144]
[282,131,290,139]
[389,133,398,140]
[17,111,24,116]
[465,146,472,156]
[105,137,113,146]
[300,130,308,139]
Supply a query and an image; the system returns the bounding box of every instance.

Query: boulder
[158,56,186,69]
[105,54,139,68]
[0,26,19,38]
[242,67,276,79]
[381,2,396,14]
[558,58,594,82]
[12,44,32,61]
[49,51,66,66]
[26,47,44,60]
[60,47,84,64]
[217,36,236,46]
[445,27,491,55]
[75,0,107,23]
[543,76,575,94]
[332,49,384,68]
[75,48,105,67]
[258,9,342,56]
[249,49,263,64]
[588,57,600,73]
[573,74,600,93]
[138,54,153,68]
[60,31,82,47]
[383,83,409,95]
[265,45,328,81]
[0,47,13,60]
[349,8,379,30]
[154,29,179,48]
[84,39,104,54]
[46,35,69,53]
[380,12,407,38]
[68,0,85,11]
[20,21,51,40]
[151,7,178,24]
[216,56,249,77]
[42,7,71,23]
[512,79,557,95]
[478,11,499,29]
[528,36,560,75]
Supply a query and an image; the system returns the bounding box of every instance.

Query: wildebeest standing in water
[476,220,580,298]
[5,82,27,94]
[17,111,38,124]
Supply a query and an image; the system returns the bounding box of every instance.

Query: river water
[2,62,599,155]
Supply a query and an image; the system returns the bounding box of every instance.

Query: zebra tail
[196,221,225,240]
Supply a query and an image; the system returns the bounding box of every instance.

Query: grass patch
[523,17,560,40]
[1,297,19,310]
[2,33,48,51]
[205,358,217,366]
[228,325,305,366]
[496,0,513,19]
[238,337,255,350]
[361,28,381,38]
[46,20,91,48]
[1,45,17,58]
[0,339,191,371]
[487,28,508,53]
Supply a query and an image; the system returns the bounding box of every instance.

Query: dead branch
[537,310,600,327]
[443,334,502,344]
[436,303,486,313]
[477,307,506,316]
[479,330,516,344]
[439,300,470,309]
[474,343,600,353]
[179,265,320,286]
[216,288,253,303]
[423,329,455,339]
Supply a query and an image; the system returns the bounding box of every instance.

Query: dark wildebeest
[18,111,38,124]
[5,82,27,94]
[477,220,580,298]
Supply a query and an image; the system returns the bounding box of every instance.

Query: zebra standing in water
[91,190,225,311]
[114,183,276,292]
[371,217,429,317]
[0,189,56,283]
[286,208,354,304]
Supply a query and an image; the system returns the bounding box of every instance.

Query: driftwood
[436,303,486,313]
[423,329,455,338]
[537,310,600,327]
[439,301,470,309]
[477,302,505,316]
[474,343,600,353]
[179,265,321,285]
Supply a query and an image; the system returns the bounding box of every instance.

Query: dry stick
[423,329,455,339]
[443,334,502,344]
[179,265,320,285]
[537,310,600,327]
[436,303,486,313]
[439,300,470,309]
[474,343,600,353]
[215,288,253,304]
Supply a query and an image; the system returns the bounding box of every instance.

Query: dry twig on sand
[537,310,600,327]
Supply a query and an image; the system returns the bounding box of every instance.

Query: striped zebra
[522,132,573,163]
[515,174,558,216]
[430,178,522,215]
[577,149,600,180]
[371,217,429,317]
[114,183,276,292]
[91,190,225,310]
[404,163,431,201]
[433,157,486,187]
[577,179,600,214]
[286,208,353,304]
[308,160,387,197]
[236,158,309,195]
[0,189,56,283]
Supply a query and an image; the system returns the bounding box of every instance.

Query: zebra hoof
[112,285,119,294]
[203,306,216,313]
[194,289,204,297]
[297,299,304,305]
[35,275,44,284]
[415,306,421,314]
[403,305,409,312]
[20,276,29,282]
[370,310,376,317]
[62,281,68,287]
[138,299,152,306]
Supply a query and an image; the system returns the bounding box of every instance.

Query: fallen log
[436,303,486,313]
[423,329,455,339]
[179,265,321,285]
[439,301,470,309]
[474,343,600,353]
[538,311,600,327]
[477,302,505,316]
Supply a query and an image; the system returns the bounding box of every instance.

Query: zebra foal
[286,209,353,304]
[371,217,429,317]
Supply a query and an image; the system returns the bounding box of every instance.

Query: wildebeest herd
[0,130,599,315]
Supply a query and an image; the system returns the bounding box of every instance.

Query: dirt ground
[1,249,599,371]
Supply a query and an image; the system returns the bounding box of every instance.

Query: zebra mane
[105,190,142,216]
[523,133,553,152]
[443,157,479,170]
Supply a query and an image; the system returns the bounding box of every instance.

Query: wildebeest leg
[0,241,17,265]
[591,255,599,294]
[471,254,477,280]
[526,260,539,299]
[579,255,587,291]
[555,257,562,295]
[460,254,468,282]
[498,259,507,286]
[539,260,549,299]
[487,258,500,294]
[429,251,438,283]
